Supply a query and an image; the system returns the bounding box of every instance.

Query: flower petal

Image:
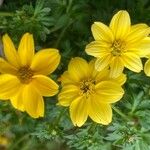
[18,33,34,66]
[0,58,17,74]
[70,97,88,127]
[110,10,131,39]
[137,37,150,57]
[122,52,143,72]
[91,22,114,42]
[58,85,79,106]
[109,57,124,78]
[0,74,21,99]
[68,57,89,82]
[95,55,111,71]
[23,85,44,118]
[95,81,124,103]
[144,59,150,76]
[85,40,111,57]
[2,34,20,67]
[89,99,112,125]
[110,73,127,85]
[126,24,150,46]
[31,49,60,75]
[10,85,25,111]
[32,75,59,97]
[59,71,75,85]
[89,59,110,82]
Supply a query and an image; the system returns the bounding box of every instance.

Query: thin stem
[54,108,67,126]
[9,134,30,150]
[88,122,97,133]
[54,0,74,48]
[112,105,130,121]
[54,21,73,48]
[66,0,73,13]
[0,12,14,17]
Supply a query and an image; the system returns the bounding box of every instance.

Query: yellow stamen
[17,66,33,84]
[111,40,126,56]
[79,79,96,97]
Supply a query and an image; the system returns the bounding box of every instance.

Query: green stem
[112,105,130,121]
[55,21,73,48]
[54,108,67,126]
[130,91,144,114]
[54,21,73,48]
[88,122,97,133]
[0,12,14,17]
[54,0,74,48]
[9,134,30,150]
[66,0,73,13]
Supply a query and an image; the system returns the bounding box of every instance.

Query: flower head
[0,33,60,118]
[58,57,125,127]
[85,10,150,77]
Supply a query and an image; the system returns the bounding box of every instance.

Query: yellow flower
[85,10,150,77]
[58,57,125,127]
[0,33,60,118]
[0,136,8,146]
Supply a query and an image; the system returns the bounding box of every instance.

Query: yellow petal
[31,49,60,75]
[110,73,127,85]
[32,75,59,97]
[59,71,75,85]
[18,33,34,66]
[144,59,150,76]
[70,97,88,127]
[126,24,150,46]
[95,55,111,71]
[89,99,112,125]
[122,52,143,72]
[2,34,20,67]
[109,57,124,78]
[0,74,21,99]
[137,37,150,57]
[110,10,130,39]
[95,81,124,103]
[85,40,111,57]
[0,58,17,74]
[89,59,110,82]
[91,22,114,42]
[68,57,89,82]
[23,85,44,118]
[58,85,79,106]
[10,85,25,111]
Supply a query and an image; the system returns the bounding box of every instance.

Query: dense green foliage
[0,0,150,149]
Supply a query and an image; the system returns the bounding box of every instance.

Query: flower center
[17,66,33,84]
[111,40,126,56]
[79,79,96,97]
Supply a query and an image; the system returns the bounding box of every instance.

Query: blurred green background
[0,0,150,150]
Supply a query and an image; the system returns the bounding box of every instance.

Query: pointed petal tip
[2,33,9,38]
[117,10,129,14]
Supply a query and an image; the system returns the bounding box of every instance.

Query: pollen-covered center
[111,40,126,56]
[17,66,34,84]
[80,79,96,97]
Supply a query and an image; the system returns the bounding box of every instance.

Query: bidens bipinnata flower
[58,57,125,127]
[0,33,60,118]
[85,10,150,78]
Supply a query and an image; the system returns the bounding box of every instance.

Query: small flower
[0,33,60,118]
[58,57,125,127]
[0,136,8,146]
[85,10,150,77]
